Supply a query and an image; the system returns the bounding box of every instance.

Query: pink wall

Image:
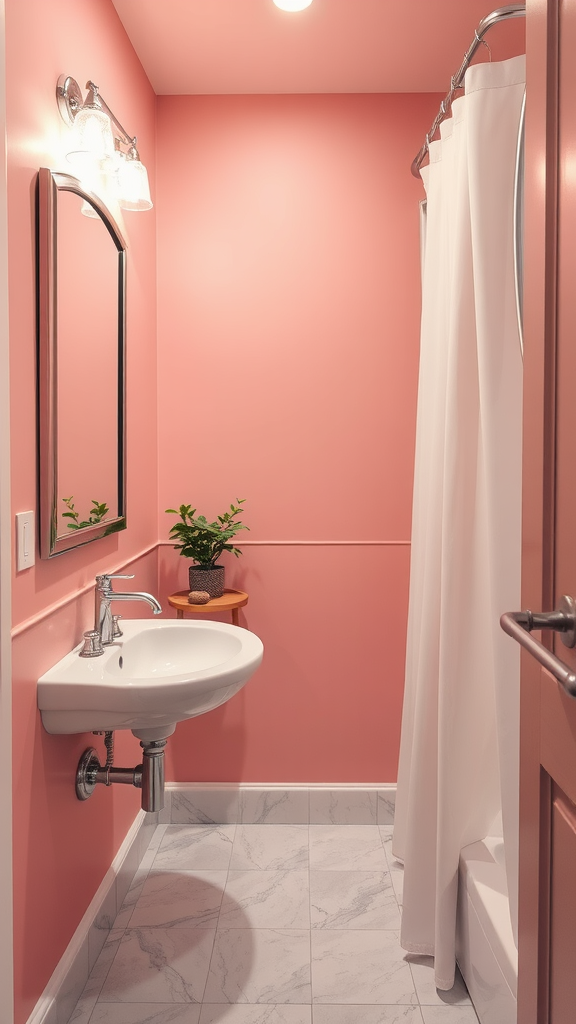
[6,1,157,1020]
[8,0,157,627]
[6,5,442,1014]
[156,93,440,783]
[11,550,157,1024]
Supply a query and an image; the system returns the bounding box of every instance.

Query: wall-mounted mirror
[37,167,126,557]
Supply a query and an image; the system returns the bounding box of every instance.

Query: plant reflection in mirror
[61,496,109,531]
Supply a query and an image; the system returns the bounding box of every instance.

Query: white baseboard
[27,784,396,1024]
[166,782,396,826]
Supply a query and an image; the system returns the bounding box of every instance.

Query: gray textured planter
[188,563,225,599]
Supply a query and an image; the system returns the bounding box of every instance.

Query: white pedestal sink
[37,619,264,742]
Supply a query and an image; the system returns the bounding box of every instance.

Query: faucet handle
[95,573,135,588]
[79,630,104,658]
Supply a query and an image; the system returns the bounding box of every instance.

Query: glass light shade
[75,165,111,218]
[117,156,153,211]
[273,0,313,9]
[67,106,115,166]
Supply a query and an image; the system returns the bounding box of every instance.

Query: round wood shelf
[167,588,249,625]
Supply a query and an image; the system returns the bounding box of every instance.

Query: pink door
[516,0,576,1020]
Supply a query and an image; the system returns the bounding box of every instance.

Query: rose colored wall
[5,7,444,1012]
[8,0,157,626]
[6,1,157,1020]
[156,93,440,783]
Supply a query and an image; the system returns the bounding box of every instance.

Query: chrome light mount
[56,75,84,127]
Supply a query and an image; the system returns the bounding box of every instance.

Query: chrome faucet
[80,573,162,657]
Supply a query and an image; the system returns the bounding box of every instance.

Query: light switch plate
[16,511,35,570]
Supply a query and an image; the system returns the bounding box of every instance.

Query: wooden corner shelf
[167,588,249,626]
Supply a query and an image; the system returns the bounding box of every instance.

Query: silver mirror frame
[513,90,525,361]
[37,167,127,557]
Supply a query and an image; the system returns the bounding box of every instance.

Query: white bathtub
[456,836,517,1024]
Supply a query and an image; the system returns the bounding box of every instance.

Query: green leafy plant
[62,496,109,531]
[165,499,248,565]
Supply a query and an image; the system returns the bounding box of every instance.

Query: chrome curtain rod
[411,3,526,179]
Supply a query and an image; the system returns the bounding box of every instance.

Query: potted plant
[165,499,248,599]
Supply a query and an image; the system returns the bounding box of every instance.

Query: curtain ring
[476,30,492,61]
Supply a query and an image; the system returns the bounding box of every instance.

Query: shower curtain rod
[411,3,526,178]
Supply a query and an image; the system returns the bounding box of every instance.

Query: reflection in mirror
[38,168,126,557]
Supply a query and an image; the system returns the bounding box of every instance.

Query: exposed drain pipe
[75,731,166,811]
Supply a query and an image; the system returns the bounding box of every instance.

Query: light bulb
[67,106,115,167]
[117,153,153,211]
[273,0,313,10]
[73,164,111,218]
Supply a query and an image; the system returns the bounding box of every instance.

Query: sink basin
[37,619,263,741]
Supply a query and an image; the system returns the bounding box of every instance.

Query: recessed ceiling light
[273,0,314,11]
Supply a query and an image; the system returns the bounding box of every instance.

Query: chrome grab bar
[500,595,576,697]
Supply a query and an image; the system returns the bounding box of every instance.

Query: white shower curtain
[393,54,525,991]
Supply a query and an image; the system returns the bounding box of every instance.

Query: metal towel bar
[500,595,576,697]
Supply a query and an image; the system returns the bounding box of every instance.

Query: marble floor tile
[140,826,169,869]
[239,790,309,825]
[153,827,236,872]
[308,826,387,871]
[66,820,480,1024]
[67,971,104,1024]
[390,872,404,906]
[310,871,401,930]
[407,959,471,1007]
[203,929,311,1005]
[230,826,309,871]
[117,862,154,921]
[380,831,405,904]
[311,931,418,1005]
[199,1006,312,1023]
[99,928,216,1003]
[128,872,227,929]
[113,903,138,934]
[420,1008,479,1024]
[220,871,310,929]
[380,829,403,868]
[89,1007,201,1023]
[313,1008,424,1024]
[90,929,127,983]
[117,875,145,916]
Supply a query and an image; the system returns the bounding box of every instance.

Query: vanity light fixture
[56,75,152,212]
[272,0,313,10]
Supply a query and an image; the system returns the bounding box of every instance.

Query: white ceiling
[110,0,525,96]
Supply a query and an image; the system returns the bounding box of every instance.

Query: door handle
[500,595,576,697]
